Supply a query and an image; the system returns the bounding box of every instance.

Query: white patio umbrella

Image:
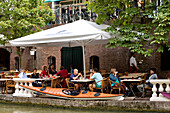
[9,20,113,78]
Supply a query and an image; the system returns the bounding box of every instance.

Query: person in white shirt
[130,53,139,73]
[18,69,28,78]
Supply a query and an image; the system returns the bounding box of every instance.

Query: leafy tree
[0,0,55,69]
[87,0,170,56]
[0,0,55,45]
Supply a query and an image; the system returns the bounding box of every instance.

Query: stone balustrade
[13,78,39,97]
[150,79,170,101]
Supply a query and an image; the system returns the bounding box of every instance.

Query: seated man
[18,69,28,78]
[31,68,39,78]
[89,68,103,91]
[31,68,42,87]
[137,68,158,95]
[69,69,82,90]
[56,66,68,88]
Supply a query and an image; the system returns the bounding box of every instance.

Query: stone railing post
[13,78,37,97]
[150,80,157,100]
[166,83,170,92]
[150,79,170,101]
[13,80,19,96]
[158,82,164,98]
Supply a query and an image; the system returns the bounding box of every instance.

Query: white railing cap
[150,79,170,84]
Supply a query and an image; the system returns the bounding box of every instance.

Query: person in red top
[56,66,68,88]
[41,66,49,78]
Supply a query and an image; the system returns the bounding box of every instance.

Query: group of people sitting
[18,63,158,96]
[69,68,128,94]
[18,64,69,88]
[69,67,158,96]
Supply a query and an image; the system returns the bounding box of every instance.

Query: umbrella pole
[82,44,86,79]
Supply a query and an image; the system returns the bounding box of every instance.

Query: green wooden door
[61,46,83,73]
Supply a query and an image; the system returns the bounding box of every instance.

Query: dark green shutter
[61,46,83,72]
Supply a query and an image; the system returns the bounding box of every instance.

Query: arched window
[90,56,99,70]
[15,57,19,71]
[48,56,56,69]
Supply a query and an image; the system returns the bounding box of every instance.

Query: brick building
[0,44,169,79]
[0,0,169,78]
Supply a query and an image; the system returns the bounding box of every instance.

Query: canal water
[0,103,165,113]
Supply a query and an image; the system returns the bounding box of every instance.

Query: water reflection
[0,103,164,113]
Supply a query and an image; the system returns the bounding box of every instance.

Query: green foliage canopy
[87,0,170,56]
[0,0,55,45]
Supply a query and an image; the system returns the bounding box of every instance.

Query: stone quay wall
[0,95,169,112]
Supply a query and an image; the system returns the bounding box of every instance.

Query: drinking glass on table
[90,69,92,73]
[138,77,141,80]
[77,73,82,79]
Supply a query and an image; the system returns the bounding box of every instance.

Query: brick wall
[36,47,62,71]
[10,47,34,71]
[85,44,130,73]
[5,45,170,78]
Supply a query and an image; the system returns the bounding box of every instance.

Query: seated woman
[56,66,68,88]
[49,64,57,75]
[109,68,127,94]
[40,66,49,78]
[137,68,158,95]
[31,68,42,87]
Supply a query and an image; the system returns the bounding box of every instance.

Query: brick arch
[89,55,99,70]
[0,48,10,70]
[47,56,56,69]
